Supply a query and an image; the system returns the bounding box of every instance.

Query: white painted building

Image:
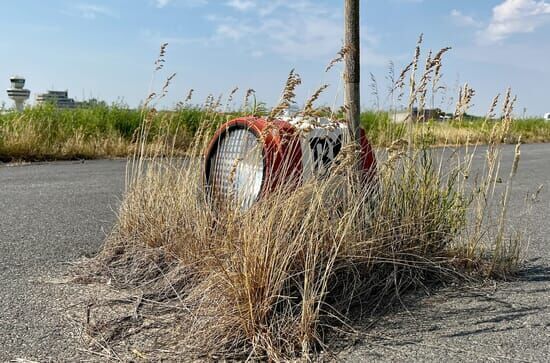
[6,76,31,111]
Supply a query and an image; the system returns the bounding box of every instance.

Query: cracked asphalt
[0,144,549,361]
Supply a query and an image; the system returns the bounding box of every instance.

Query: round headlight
[206,126,264,210]
[205,116,376,211]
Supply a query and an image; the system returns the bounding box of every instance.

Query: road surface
[0,160,125,361]
[0,144,548,361]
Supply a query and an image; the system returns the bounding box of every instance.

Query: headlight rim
[204,118,267,208]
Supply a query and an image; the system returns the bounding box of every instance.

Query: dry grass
[1,104,549,163]
[0,112,131,161]
[0,103,211,162]
[76,40,528,360]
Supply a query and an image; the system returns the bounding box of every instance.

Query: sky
[1,0,549,116]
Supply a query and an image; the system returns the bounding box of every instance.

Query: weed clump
[79,40,526,360]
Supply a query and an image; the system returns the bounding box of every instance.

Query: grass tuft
[75,39,529,360]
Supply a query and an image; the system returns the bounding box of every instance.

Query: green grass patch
[1,105,549,161]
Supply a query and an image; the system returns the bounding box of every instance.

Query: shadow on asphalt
[335,261,550,358]
[517,259,550,282]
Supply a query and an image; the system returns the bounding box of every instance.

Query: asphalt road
[0,159,126,361]
[0,144,549,361]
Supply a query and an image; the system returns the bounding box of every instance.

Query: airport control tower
[6,76,31,111]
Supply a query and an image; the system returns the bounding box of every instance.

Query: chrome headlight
[206,127,264,210]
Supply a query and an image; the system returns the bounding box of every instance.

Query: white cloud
[208,0,385,61]
[155,0,208,8]
[223,0,330,17]
[140,28,207,45]
[215,23,253,40]
[450,9,481,27]
[259,17,342,59]
[226,0,256,11]
[259,0,330,17]
[155,0,171,8]
[482,0,550,42]
[75,3,117,19]
[147,0,393,65]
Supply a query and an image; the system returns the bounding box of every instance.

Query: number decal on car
[308,135,342,172]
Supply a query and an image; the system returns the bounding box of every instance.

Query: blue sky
[1,0,549,115]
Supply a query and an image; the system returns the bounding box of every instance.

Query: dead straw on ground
[76,40,527,361]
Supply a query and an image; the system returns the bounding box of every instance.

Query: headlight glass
[208,128,264,210]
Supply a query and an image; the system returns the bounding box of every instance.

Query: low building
[36,90,76,108]
[392,108,444,123]
[544,113,550,121]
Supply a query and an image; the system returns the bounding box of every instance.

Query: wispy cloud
[225,0,256,11]
[223,0,330,17]
[146,0,394,65]
[208,0,385,61]
[450,9,481,27]
[215,23,253,41]
[140,28,210,46]
[481,0,550,42]
[155,0,171,8]
[155,0,208,9]
[74,3,117,19]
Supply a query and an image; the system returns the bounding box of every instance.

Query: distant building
[6,76,31,111]
[392,107,444,123]
[36,90,76,108]
[544,113,550,121]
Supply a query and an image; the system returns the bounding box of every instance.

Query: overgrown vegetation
[1,103,549,162]
[361,111,550,147]
[0,104,209,161]
[75,39,529,360]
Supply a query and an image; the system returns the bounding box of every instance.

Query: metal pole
[344,0,361,145]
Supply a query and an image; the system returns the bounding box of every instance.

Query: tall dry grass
[81,41,526,360]
[1,101,548,162]
[0,108,131,161]
[0,103,213,162]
